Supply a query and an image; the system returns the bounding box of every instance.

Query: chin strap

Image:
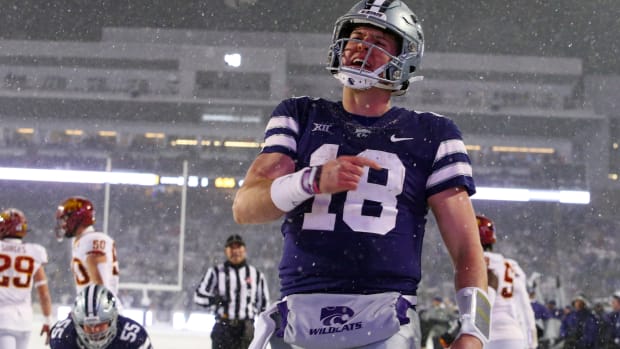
[334,68,424,96]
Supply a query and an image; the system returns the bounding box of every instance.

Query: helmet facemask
[75,319,117,349]
[55,210,75,241]
[72,285,118,349]
[327,0,424,96]
[329,37,409,92]
[55,197,95,241]
[476,215,497,249]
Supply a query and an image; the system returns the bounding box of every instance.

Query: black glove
[209,295,227,306]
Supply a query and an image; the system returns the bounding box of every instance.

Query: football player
[477,215,538,349]
[55,196,120,299]
[49,284,153,349]
[0,208,53,349]
[232,1,489,348]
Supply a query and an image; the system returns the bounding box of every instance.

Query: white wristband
[455,287,492,345]
[44,315,53,326]
[270,168,314,212]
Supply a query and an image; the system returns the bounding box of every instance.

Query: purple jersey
[50,315,153,349]
[263,97,475,297]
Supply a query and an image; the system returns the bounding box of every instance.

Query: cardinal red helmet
[476,214,496,247]
[0,208,28,239]
[55,196,95,240]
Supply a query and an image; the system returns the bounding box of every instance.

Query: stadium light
[472,187,590,204]
[201,113,261,123]
[160,176,185,186]
[0,167,159,186]
[0,166,590,204]
[214,177,237,188]
[17,128,34,134]
[224,53,242,67]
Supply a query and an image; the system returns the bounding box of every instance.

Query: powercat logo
[308,306,363,335]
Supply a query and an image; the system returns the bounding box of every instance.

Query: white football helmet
[72,285,119,349]
[327,0,424,95]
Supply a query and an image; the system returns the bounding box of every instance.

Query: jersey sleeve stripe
[426,162,473,189]
[265,116,299,135]
[433,139,468,165]
[263,133,297,152]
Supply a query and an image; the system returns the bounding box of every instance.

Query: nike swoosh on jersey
[390,135,414,142]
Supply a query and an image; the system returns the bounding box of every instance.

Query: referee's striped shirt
[194,261,270,321]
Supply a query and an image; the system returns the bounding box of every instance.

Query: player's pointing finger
[347,156,382,170]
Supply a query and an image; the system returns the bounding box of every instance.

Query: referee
[194,234,270,349]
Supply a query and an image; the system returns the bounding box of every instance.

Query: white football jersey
[485,251,538,348]
[0,238,48,330]
[72,227,120,297]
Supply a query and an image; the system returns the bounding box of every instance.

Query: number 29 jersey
[0,238,47,330]
[262,97,476,297]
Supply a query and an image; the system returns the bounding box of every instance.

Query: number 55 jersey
[50,315,153,349]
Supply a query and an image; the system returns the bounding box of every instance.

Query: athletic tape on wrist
[309,165,322,194]
[455,287,492,345]
[270,167,314,212]
[34,279,48,288]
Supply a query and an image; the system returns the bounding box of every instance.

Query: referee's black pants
[211,319,255,349]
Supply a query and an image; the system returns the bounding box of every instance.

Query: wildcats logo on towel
[309,306,363,335]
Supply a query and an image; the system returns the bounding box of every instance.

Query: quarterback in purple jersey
[233,1,488,348]
[49,285,152,349]
[265,97,475,296]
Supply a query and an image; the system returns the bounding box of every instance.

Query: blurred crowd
[418,291,620,349]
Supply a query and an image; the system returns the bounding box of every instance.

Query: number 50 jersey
[72,227,120,297]
[262,97,476,297]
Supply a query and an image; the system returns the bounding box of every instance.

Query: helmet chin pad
[334,64,388,91]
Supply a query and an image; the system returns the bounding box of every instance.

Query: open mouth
[349,57,371,70]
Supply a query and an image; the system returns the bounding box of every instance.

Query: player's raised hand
[40,324,51,345]
[319,155,381,194]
